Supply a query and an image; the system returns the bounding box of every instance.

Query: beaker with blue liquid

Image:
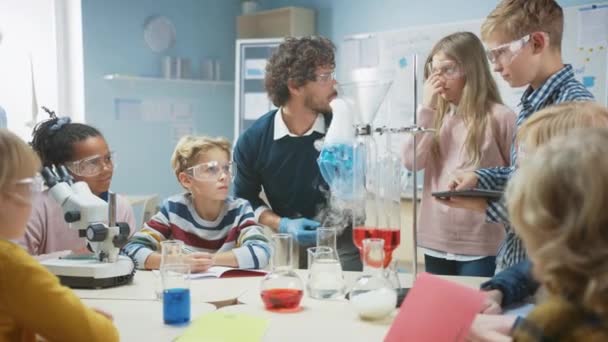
[161,263,191,325]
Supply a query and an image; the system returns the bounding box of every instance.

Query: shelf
[103,74,233,86]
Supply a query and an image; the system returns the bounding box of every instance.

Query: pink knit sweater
[402,104,515,256]
[17,190,136,259]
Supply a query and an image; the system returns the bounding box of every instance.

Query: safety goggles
[15,176,44,194]
[315,71,336,83]
[186,161,232,181]
[485,34,531,65]
[7,175,44,202]
[66,151,116,177]
[426,60,464,80]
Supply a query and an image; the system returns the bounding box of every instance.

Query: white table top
[74,270,258,306]
[82,299,216,342]
[219,303,394,342]
[75,269,488,341]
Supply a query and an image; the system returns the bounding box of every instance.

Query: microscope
[39,165,135,288]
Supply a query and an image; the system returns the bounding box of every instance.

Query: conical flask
[349,238,397,320]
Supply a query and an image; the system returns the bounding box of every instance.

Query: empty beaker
[307,246,346,299]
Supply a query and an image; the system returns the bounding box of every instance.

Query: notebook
[188,266,267,279]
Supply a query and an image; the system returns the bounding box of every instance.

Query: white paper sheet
[142,99,171,122]
[114,98,142,121]
[245,59,267,79]
[171,101,193,121]
[577,5,608,47]
[244,92,270,120]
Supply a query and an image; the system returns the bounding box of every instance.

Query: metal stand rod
[412,53,419,279]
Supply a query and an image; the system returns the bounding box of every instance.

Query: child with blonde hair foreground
[0,129,118,342]
[469,102,608,341]
[506,127,608,341]
[123,135,270,272]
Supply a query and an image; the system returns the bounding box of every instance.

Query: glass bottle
[349,238,397,320]
[260,234,304,312]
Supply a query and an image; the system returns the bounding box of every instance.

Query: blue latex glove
[279,218,320,246]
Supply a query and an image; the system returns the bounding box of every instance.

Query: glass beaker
[349,238,397,320]
[160,240,185,267]
[260,234,304,312]
[161,263,191,325]
[307,246,346,299]
[317,227,339,252]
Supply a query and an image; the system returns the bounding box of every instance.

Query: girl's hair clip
[41,106,71,132]
[50,116,71,132]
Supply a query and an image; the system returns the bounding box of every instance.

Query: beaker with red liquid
[260,233,304,312]
[353,227,401,267]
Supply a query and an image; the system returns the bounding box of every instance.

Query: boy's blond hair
[170,135,232,178]
[0,129,41,192]
[506,128,608,316]
[517,102,608,149]
[481,0,563,51]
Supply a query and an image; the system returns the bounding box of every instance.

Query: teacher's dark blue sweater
[233,110,329,220]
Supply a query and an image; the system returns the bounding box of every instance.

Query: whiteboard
[342,2,608,195]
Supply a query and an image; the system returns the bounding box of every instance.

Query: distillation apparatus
[319,56,434,276]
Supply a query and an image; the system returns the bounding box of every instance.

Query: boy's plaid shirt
[475,64,594,269]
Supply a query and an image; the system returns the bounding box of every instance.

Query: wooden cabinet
[237,7,315,39]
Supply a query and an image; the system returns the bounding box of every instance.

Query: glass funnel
[338,69,401,268]
[260,234,304,312]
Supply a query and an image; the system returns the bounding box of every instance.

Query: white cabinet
[233,38,283,139]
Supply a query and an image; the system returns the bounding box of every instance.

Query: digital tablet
[431,188,503,201]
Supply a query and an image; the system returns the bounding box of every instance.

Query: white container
[200,58,214,80]
[163,57,191,79]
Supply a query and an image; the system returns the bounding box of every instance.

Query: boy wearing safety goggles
[122,136,270,272]
[17,113,135,259]
[442,0,594,271]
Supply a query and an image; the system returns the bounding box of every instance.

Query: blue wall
[81,0,239,199]
[81,0,599,201]
[263,0,599,41]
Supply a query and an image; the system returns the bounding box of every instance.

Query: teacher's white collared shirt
[273,107,326,140]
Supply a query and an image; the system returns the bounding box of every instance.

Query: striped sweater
[122,194,270,270]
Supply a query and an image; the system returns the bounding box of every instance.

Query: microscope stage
[41,255,135,289]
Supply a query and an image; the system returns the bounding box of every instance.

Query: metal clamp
[354,124,372,136]
[374,125,436,135]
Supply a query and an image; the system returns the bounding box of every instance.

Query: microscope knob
[86,223,108,242]
[117,222,131,236]
[112,222,131,248]
[64,211,81,223]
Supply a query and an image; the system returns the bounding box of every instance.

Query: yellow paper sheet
[176,312,268,342]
